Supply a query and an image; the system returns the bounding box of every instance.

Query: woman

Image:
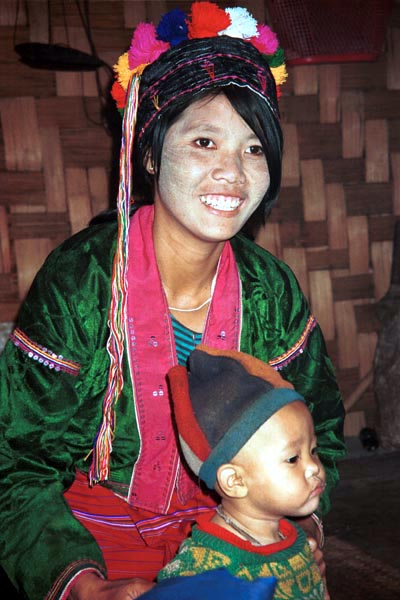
[0,3,345,600]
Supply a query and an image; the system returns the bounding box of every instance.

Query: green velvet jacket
[0,216,345,599]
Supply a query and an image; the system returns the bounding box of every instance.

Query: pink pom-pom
[250,24,278,55]
[128,22,170,69]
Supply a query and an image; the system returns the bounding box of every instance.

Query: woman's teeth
[200,195,241,211]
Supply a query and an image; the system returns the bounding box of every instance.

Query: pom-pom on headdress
[112,2,287,112]
[88,2,287,485]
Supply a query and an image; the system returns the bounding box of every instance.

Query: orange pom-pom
[111,80,127,110]
[188,1,231,39]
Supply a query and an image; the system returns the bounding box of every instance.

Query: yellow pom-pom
[131,63,149,76]
[271,63,288,87]
[113,52,131,90]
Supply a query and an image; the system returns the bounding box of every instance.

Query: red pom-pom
[188,1,231,39]
[111,80,126,110]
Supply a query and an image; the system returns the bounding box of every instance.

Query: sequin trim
[269,315,317,370]
[10,327,81,376]
[45,561,105,600]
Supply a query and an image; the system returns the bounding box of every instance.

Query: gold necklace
[216,505,285,546]
[168,297,211,312]
[167,272,217,313]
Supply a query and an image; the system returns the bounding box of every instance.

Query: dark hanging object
[14,42,105,71]
[14,0,106,72]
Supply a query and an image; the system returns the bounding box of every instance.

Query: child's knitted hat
[168,345,305,489]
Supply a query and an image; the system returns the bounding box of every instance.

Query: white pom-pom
[219,7,258,39]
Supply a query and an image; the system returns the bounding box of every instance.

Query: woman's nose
[212,152,246,184]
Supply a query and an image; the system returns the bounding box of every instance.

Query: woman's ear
[145,152,155,175]
[217,464,248,499]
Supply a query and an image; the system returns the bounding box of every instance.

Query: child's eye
[311,446,320,456]
[195,138,214,148]
[286,455,299,464]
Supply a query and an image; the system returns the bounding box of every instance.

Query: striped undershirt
[171,314,202,366]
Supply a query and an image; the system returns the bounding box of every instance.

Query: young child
[158,345,327,599]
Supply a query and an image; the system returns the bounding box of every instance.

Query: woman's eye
[246,145,264,156]
[311,446,320,456]
[286,455,299,464]
[195,138,214,148]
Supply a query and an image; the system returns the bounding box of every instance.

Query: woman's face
[151,93,270,245]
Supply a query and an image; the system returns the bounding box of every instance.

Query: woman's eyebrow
[183,122,260,142]
[183,121,221,133]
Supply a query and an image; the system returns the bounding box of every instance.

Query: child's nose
[305,455,321,478]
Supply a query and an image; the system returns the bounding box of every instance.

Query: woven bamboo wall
[257,1,400,433]
[0,0,399,433]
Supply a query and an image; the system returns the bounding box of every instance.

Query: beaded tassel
[89,74,141,484]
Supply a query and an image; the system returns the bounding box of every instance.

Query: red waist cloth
[64,470,216,581]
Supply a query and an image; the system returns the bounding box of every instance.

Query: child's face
[234,401,326,518]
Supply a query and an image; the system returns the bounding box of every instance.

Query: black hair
[132,84,283,221]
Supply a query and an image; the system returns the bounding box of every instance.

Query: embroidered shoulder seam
[269,315,317,371]
[10,327,81,376]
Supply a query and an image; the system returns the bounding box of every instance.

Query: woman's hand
[307,536,330,600]
[296,514,330,600]
[69,571,155,600]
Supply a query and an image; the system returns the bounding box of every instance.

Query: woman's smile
[199,194,243,212]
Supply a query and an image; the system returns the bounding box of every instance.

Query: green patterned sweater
[158,514,324,599]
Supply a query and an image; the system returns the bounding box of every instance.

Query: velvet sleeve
[0,223,120,599]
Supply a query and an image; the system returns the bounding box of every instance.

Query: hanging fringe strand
[89,75,141,485]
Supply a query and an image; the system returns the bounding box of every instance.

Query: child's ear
[217,464,248,498]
